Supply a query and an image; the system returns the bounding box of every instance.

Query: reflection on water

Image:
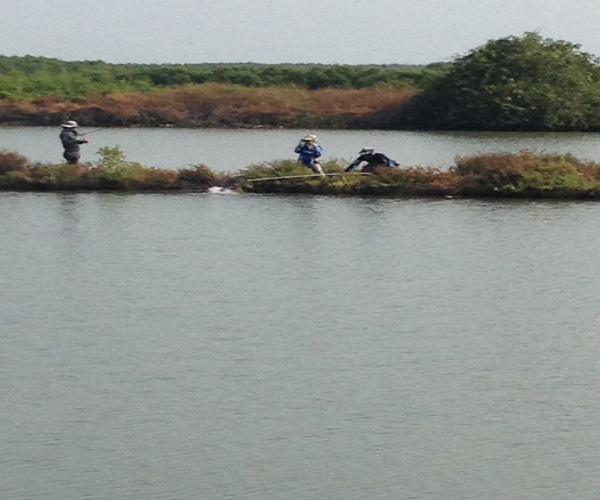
[1,126,600,171]
[3,192,600,500]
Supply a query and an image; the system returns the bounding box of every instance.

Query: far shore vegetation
[3,32,600,130]
[0,57,437,128]
[4,146,600,200]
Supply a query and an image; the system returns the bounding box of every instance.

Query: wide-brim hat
[61,120,78,128]
[303,134,318,143]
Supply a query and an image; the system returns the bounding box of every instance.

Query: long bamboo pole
[245,172,371,182]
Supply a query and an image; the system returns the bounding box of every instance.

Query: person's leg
[361,163,376,173]
[311,161,325,176]
[63,150,80,164]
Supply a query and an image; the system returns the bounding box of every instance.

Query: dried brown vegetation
[0,83,416,128]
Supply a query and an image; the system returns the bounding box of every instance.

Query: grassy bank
[0,147,228,191]
[2,149,600,199]
[241,152,600,198]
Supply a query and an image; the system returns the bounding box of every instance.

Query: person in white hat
[294,134,324,175]
[59,120,88,164]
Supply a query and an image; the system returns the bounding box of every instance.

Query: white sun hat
[61,120,78,128]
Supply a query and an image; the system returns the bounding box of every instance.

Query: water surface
[2,126,600,171]
[2,192,600,499]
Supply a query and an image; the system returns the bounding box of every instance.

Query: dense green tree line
[396,33,600,131]
[0,55,448,100]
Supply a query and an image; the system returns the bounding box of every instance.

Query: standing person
[294,134,324,176]
[59,121,88,164]
[345,147,399,173]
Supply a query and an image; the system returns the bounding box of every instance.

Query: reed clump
[452,152,600,197]
[0,150,29,173]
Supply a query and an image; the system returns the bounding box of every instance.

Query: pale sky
[0,0,597,65]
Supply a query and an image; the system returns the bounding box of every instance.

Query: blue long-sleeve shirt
[295,143,323,167]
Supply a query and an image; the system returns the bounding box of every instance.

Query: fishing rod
[245,172,371,182]
[80,127,109,137]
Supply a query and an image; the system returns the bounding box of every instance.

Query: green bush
[453,152,600,194]
[399,33,600,131]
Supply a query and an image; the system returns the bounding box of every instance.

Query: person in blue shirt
[345,147,399,173]
[294,134,324,175]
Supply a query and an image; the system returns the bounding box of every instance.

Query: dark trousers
[63,150,81,164]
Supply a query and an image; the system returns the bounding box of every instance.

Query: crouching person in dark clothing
[60,121,88,164]
[345,147,399,173]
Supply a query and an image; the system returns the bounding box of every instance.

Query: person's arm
[345,154,364,172]
[379,154,398,167]
[63,130,88,146]
[379,154,394,167]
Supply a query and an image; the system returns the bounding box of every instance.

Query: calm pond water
[2,191,600,500]
[2,126,600,171]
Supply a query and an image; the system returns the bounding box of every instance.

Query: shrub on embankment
[0,147,227,191]
[3,148,600,198]
[238,160,460,196]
